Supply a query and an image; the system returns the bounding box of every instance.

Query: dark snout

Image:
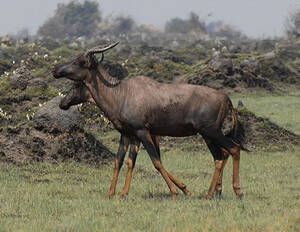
[53,64,67,79]
[59,101,71,110]
[59,94,73,110]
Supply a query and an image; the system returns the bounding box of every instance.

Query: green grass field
[232,91,300,134]
[0,92,299,232]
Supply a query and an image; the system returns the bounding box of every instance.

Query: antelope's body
[54,42,247,199]
[109,76,231,136]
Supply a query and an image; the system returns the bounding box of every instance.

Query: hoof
[183,189,192,196]
[106,191,115,199]
[215,190,223,199]
[171,194,177,201]
[106,194,114,199]
[118,193,128,198]
[204,194,213,200]
[237,193,244,200]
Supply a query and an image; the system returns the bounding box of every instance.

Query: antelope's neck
[85,65,123,125]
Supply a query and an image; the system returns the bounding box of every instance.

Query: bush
[38,0,101,39]
[165,12,206,34]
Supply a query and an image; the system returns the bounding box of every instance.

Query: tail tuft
[226,107,250,152]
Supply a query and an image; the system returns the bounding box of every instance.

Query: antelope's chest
[110,118,137,136]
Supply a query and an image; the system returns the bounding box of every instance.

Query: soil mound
[0,97,113,165]
[0,125,112,165]
[237,107,300,150]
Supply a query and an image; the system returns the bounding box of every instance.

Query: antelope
[59,82,191,197]
[53,42,247,200]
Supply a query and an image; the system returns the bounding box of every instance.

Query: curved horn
[85,42,119,56]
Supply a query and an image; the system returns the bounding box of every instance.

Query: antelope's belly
[149,123,198,137]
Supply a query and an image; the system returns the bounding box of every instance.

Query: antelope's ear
[90,53,104,64]
[78,54,97,68]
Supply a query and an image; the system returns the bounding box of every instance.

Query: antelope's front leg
[152,135,191,196]
[107,135,130,197]
[137,130,178,200]
[119,140,140,197]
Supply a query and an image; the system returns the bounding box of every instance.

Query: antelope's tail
[226,102,249,152]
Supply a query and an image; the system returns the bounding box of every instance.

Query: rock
[8,74,28,90]
[32,96,81,132]
[229,44,242,53]
[27,78,48,88]
[209,49,233,75]
[240,57,259,72]
[263,52,276,60]
[0,35,13,46]
[8,65,33,90]
[221,46,229,54]
[239,70,273,91]
[171,40,180,49]
[76,36,87,48]
[68,42,79,49]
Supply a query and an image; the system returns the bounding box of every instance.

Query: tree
[38,0,101,39]
[286,9,300,38]
[212,24,244,40]
[112,16,136,35]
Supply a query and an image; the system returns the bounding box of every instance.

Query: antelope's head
[59,82,95,110]
[53,42,119,82]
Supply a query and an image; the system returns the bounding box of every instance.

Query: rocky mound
[185,49,274,92]
[237,107,300,150]
[0,97,113,165]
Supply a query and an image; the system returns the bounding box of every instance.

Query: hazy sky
[0,0,300,37]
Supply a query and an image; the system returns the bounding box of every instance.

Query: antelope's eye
[78,59,86,67]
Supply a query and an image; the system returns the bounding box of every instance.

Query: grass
[0,146,299,232]
[232,91,300,134]
[0,91,299,231]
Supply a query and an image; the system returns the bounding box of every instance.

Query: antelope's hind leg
[108,135,130,197]
[203,129,244,200]
[230,145,243,199]
[152,135,191,196]
[204,138,226,200]
[215,149,229,199]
